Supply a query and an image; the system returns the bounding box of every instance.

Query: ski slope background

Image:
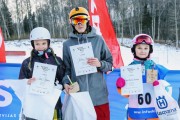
[5,38,180,70]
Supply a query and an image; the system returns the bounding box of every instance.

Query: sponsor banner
[0,79,61,120]
[0,80,27,120]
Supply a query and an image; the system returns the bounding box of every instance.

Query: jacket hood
[69,27,97,40]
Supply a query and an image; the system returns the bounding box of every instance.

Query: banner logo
[90,0,101,35]
[0,29,2,47]
[156,96,168,109]
[0,85,21,120]
[0,88,13,107]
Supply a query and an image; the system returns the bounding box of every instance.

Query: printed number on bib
[129,83,155,108]
[138,93,151,105]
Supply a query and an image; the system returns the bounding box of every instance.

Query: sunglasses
[71,16,88,25]
[135,36,153,44]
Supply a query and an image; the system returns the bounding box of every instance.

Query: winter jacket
[126,59,169,120]
[62,27,113,106]
[19,48,65,109]
[129,59,169,83]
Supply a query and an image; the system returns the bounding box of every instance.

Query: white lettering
[0,33,2,47]
[90,0,102,36]
[92,15,102,35]
[0,114,16,118]
[157,108,177,115]
[91,0,97,13]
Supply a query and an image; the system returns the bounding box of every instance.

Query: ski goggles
[71,15,88,25]
[135,36,153,44]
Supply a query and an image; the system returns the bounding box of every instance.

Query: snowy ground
[5,38,180,70]
[5,39,65,64]
[119,38,180,70]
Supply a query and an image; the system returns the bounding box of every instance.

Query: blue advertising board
[0,63,180,120]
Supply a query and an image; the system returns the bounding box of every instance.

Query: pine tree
[23,12,37,34]
[23,15,29,34]
[32,12,37,28]
[142,3,152,34]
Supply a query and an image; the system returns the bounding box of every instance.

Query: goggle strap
[70,13,88,19]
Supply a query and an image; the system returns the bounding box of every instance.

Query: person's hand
[116,77,125,88]
[55,81,63,90]
[64,84,73,94]
[153,80,159,86]
[87,58,101,67]
[27,77,36,85]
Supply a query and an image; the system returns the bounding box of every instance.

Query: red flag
[0,27,6,63]
[88,0,124,68]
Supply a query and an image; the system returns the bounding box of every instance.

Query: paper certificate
[121,64,143,95]
[70,43,97,76]
[29,62,57,95]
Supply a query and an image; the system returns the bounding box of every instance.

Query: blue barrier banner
[0,63,23,120]
[164,70,180,101]
[0,80,27,120]
[0,64,180,120]
[0,86,21,120]
[106,69,180,120]
[0,63,21,80]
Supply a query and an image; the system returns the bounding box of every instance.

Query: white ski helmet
[30,27,51,41]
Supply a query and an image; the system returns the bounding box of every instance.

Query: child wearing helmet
[19,27,65,120]
[116,34,171,120]
[62,7,113,120]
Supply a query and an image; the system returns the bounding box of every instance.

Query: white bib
[128,83,158,119]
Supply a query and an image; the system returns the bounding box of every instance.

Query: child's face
[135,44,150,59]
[34,40,48,51]
[71,15,88,33]
[74,21,87,33]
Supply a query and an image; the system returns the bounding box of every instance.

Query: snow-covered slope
[5,39,64,64]
[5,38,180,70]
[119,38,180,70]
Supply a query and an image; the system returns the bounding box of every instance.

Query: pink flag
[0,27,6,63]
